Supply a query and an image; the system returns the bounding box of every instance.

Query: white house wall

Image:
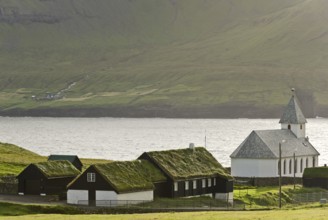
[117,190,153,202]
[231,158,278,177]
[96,190,117,206]
[67,190,88,205]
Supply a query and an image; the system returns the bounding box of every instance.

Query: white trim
[208,178,211,187]
[185,181,189,190]
[174,182,178,191]
[202,179,206,188]
[193,180,197,189]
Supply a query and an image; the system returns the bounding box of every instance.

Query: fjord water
[0,117,327,167]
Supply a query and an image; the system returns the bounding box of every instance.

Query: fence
[292,192,328,204]
[77,199,245,210]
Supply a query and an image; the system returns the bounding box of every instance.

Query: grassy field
[1,0,328,117]
[0,142,110,176]
[2,208,328,220]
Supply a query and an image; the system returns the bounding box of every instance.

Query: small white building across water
[230,89,320,178]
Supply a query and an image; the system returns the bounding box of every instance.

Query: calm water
[0,117,328,167]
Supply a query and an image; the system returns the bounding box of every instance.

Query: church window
[295,159,298,173]
[306,158,308,168]
[283,160,286,174]
[313,157,316,167]
[300,159,303,173]
[289,159,292,174]
[288,124,291,130]
[300,124,302,129]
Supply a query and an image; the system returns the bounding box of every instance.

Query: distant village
[10,89,328,207]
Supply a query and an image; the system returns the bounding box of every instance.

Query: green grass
[234,184,328,208]
[0,142,111,176]
[1,0,328,116]
[0,202,81,216]
[4,208,328,220]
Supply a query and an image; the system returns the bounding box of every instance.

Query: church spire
[279,89,307,138]
[279,88,307,124]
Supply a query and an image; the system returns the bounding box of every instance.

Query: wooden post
[279,142,282,209]
[294,152,296,190]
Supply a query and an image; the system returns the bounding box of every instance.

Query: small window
[283,160,286,175]
[208,178,211,187]
[202,179,206,188]
[214,178,216,186]
[174,182,178,191]
[300,124,303,130]
[87,173,96,182]
[193,180,197,189]
[289,159,292,174]
[185,181,189,190]
[300,159,303,173]
[288,124,291,130]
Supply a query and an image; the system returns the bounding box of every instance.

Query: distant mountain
[1,0,328,118]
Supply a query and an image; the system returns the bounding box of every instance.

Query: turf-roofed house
[48,154,83,171]
[138,146,234,202]
[67,160,167,206]
[230,89,319,178]
[303,166,328,189]
[17,160,81,196]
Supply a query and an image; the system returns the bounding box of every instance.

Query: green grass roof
[34,160,81,178]
[94,160,167,193]
[303,167,328,178]
[144,147,233,181]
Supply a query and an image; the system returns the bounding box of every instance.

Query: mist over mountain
[1,0,328,117]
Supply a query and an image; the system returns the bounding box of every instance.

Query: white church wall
[231,158,278,177]
[281,123,305,138]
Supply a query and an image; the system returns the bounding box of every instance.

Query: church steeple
[279,88,307,138]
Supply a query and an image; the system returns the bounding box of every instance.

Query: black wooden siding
[17,165,77,196]
[303,178,328,189]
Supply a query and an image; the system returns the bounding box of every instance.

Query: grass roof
[34,160,81,178]
[94,160,167,193]
[303,167,328,178]
[145,147,233,181]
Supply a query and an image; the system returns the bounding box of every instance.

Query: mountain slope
[1,0,328,117]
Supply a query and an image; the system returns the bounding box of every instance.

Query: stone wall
[0,176,18,194]
[234,177,302,187]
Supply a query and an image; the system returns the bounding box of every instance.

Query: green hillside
[1,0,328,117]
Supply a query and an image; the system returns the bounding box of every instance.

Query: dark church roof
[279,93,307,124]
[140,147,232,181]
[230,130,319,159]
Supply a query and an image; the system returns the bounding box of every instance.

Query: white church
[230,89,320,178]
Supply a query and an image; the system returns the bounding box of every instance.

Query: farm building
[303,166,328,189]
[48,155,83,171]
[138,146,234,202]
[17,160,80,196]
[230,89,320,178]
[67,160,167,206]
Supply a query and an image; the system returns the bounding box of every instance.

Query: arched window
[283,160,286,175]
[306,158,308,168]
[295,159,298,173]
[300,159,303,173]
[300,124,303,129]
[313,157,316,167]
[288,124,291,130]
[289,159,292,174]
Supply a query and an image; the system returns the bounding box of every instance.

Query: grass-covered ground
[1,0,328,117]
[3,208,328,220]
[0,142,110,176]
